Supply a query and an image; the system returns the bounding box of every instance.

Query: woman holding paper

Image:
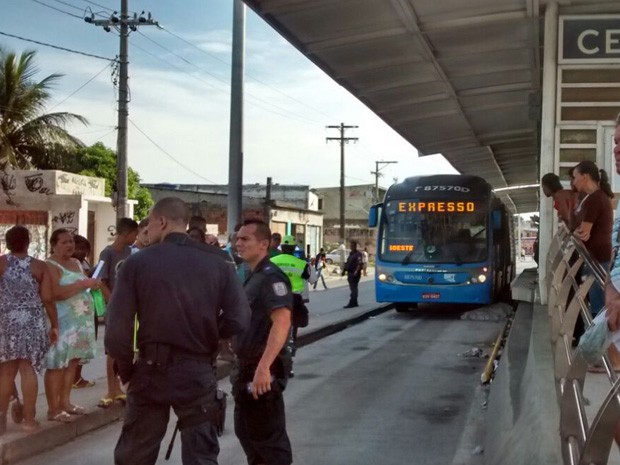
[44,229,101,423]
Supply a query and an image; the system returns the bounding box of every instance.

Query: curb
[298,303,394,347]
[0,303,392,464]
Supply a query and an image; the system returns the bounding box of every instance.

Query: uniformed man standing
[105,197,251,465]
[233,219,293,465]
[342,240,364,308]
[271,235,316,359]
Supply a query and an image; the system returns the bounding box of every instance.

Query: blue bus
[368,175,514,311]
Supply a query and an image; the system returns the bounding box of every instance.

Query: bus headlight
[378,273,387,281]
[478,274,487,283]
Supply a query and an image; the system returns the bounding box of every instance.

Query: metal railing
[546,224,620,465]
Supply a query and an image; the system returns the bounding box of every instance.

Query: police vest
[270,254,306,294]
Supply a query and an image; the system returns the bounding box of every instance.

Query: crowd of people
[0,196,368,465]
[541,112,620,370]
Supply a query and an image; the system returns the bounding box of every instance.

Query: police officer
[271,235,316,351]
[105,197,251,465]
[342,240,364,308]
[232,219,293,465]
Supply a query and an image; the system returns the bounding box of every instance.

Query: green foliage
[74,142,153,219]
[0,48,87,169]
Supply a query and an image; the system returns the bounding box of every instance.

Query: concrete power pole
[85,2,158,220]
[371,160,397,203]
[326,123,358,244]
[227,0,245,236]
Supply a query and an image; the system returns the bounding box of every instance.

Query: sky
[0,0,458,189]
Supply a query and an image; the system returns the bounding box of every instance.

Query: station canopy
[244,0,620,213]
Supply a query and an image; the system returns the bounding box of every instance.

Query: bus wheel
[395,303,416,313]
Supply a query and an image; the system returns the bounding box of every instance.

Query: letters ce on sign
[560,16,620,63]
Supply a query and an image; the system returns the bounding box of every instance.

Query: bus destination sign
[397,201,475,213]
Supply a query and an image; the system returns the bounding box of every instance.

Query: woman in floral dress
[44,229,101,422]
[0,226,58,434]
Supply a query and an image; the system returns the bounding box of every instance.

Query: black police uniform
[232,256,294,465]
[105,232,251,465]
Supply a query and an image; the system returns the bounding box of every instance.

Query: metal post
[116,0,129,219]
[371,161,397,203]
[227,0,245,236]
[539,1,559,304]
[339,124,345,244]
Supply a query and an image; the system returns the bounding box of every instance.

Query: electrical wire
[49,61,115,111]
[52,0,84,11]
[0,31,114,62]
[30,0,83,18]
[136,31,323,126]
[128,118,217,184]
[130,37,323,126]
[160,26,333,120]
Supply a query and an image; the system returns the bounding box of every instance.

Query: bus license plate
[422,292,441,299]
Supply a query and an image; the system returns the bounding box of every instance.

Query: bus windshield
[379,199,489,264]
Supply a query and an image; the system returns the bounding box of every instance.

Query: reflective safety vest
[270,254,306,294]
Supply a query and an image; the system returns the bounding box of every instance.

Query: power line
[49,61,115,111]
[0,31,115,62]
[128,118,217,184]
[52,0,84,11]
[81,0,113,11]
[130,35,322,126]
[30,0,83,18]
[159,26,332,120]
[135,30,321,125]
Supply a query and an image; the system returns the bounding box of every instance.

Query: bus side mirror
[369,204,381,227]
[492,211,502,230]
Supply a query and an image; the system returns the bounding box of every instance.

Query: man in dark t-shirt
[99,218,138,408]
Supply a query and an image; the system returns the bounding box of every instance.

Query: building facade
[314,184,387,252]
[145,184,324,256]
[0,170,133,261]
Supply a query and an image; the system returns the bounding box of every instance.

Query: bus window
[380,199,488,264]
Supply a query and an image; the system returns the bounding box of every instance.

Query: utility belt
[140,343,215,370]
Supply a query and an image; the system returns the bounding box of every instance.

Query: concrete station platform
[0,274,381,465]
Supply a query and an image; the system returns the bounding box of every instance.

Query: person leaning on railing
[542,172,575,229]
[573,160,614,318]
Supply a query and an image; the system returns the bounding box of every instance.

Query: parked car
[325,248,349,265]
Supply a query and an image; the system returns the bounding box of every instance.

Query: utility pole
[370,160,397,203]
[85,2,158,220]
[326,123,358,244]
[227,0,245,236]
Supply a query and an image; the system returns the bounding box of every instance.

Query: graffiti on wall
[24,173,53,196]
[52,209,78,236]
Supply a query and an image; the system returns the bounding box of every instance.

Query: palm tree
[0,48,87,170]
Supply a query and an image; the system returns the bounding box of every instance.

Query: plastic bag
[91,289,106,317]
[577,311,611,365]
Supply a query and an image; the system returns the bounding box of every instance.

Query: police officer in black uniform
[232,219,293,465]
[105,197,251,465]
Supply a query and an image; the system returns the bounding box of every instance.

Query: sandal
[65,405,86,415]
[48,411,72,423]
[114,394,127,404]
[98,397,113,408]
[10,398,24,424]
[21,421,40,432]
[72,377,95,389]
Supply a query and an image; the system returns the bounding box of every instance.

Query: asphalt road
[21,298,502,465]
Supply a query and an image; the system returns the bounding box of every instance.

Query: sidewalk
[0,277,384,465]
